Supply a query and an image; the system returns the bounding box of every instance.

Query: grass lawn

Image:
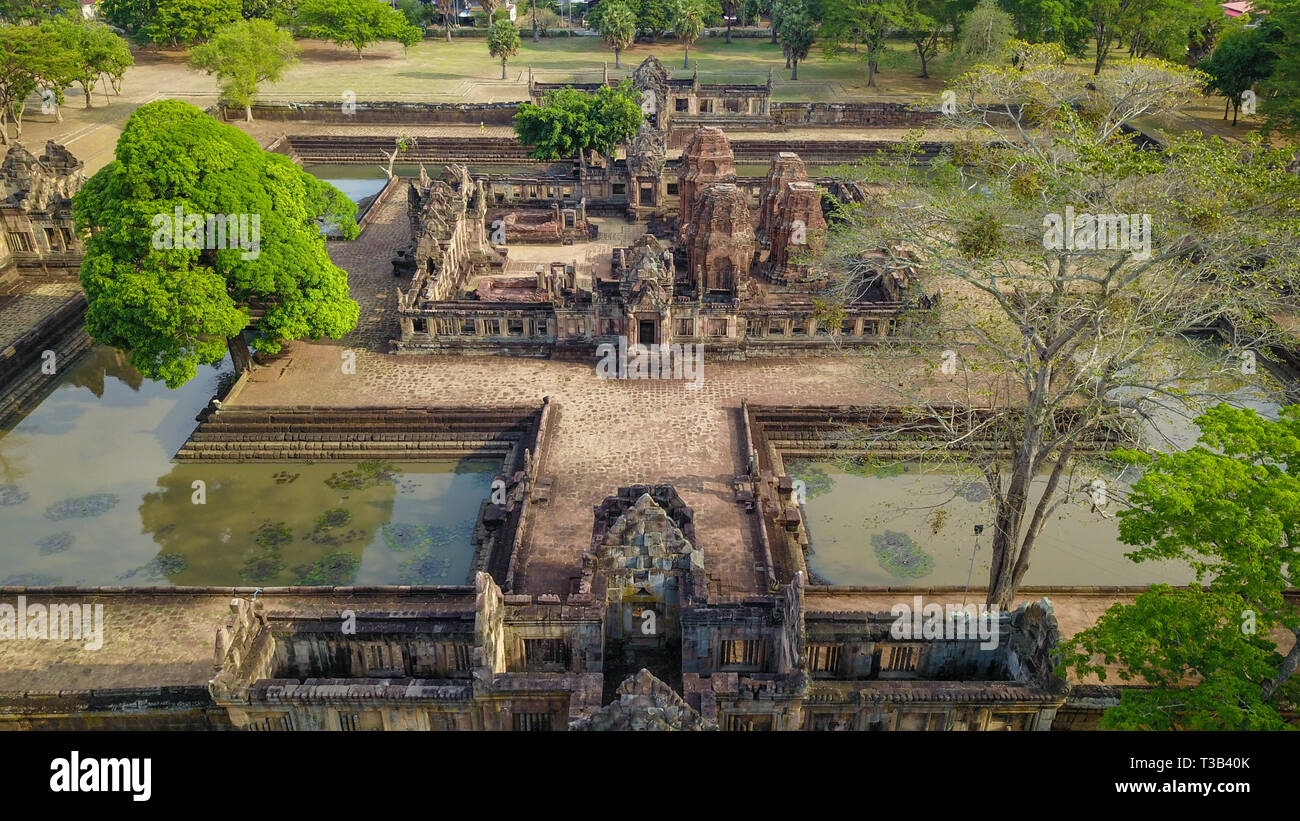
[250,36,959,103]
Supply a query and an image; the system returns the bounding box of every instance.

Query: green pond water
[789,349,1286,587]
[788,459,1193,587]
[0,345,496,587]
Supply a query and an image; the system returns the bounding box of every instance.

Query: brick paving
[0,281,81,350]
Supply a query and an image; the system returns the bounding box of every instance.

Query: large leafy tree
[1260,0,1300,137]
[900,0,944,78]
[1063,405,1300,729]
[486,18,519,79]
[148,0,241,46]
[1000,0,1088,57]
[42,16,134,109]
[819,0,903,87]
[0,0,74,23]
[1200,22,1278,125]
[955,0,1015,68]
[100,0,155,35]
[636,0,672,40]
[598,0,635,67]
[189,18,300,121]
[72,100,360,388]
[0,24,78,144]
[514,80,643,171]
[294,0,421,58]
[821,47,1300,608]
[779,7,814,80]
[671,0,705,68]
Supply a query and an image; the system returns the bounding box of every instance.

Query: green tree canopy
[1200,22,1278,125]
[671,0,705,68]
[0,24,78,144]
[0,0,74,23]
[819,0,901,87]
[486,18,520,79]
[294,0,421,58]
[597,0,635,67]
[1063,405,1300,729]
[190,18,300,121]
[100,0,155,34]
[779,7,815,80]
[42,16,134,109]
[147,0,241,45]
[72,100,360,388]
[636,0,672,40]
[1260,0,1300,137]
[513,80,643,169]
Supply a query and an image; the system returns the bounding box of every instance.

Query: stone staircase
[173,405,540,462]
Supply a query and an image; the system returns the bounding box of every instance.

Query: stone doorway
[638,319,656,345]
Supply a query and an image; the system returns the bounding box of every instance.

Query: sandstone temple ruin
[1,55,1295,733]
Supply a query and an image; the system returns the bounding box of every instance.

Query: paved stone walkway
[0,281,80,349]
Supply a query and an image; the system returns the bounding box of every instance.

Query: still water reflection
[0,346,495,586]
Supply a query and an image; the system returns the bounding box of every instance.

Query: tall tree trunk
[790,58,798,80]
[867,59,877,87]
[684,44,689,68]
[615,47,621,68]
[1262,628,1300,701]
[227,334,253,376]
[1093,28,1108,75]
[917,45,929,78]
[245,103,253,121]
[502,57,508,79]
[726,21,732,43]
[533,3,538,41]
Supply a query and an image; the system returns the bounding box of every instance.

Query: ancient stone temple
[0,141,85,279]
[528,56,772,145]
[677,126,736,229]
[683,183,755,294]
[395,163,493,309]
[755,151,808,244]
[762,181,828,284]
[624,123,667,218]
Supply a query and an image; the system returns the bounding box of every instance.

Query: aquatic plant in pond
[44,493,120,520]
[35,532,75,555]
[0,484,30,506]
[786,461,833,500]
[315,508,352,530]
[254,520,293,550]
[241,552,286,582]
[325,460,402,491]
[119,552,189,581]
[955,480,991,503]
[870,530,934,578]
[382,521,431,552]
[399,551,454,583]
[292,552,361,585]
[2,573,61,585]
[241,520,294,581]
[309,508,366,547]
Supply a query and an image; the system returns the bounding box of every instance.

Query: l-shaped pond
[0,346,495,586]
